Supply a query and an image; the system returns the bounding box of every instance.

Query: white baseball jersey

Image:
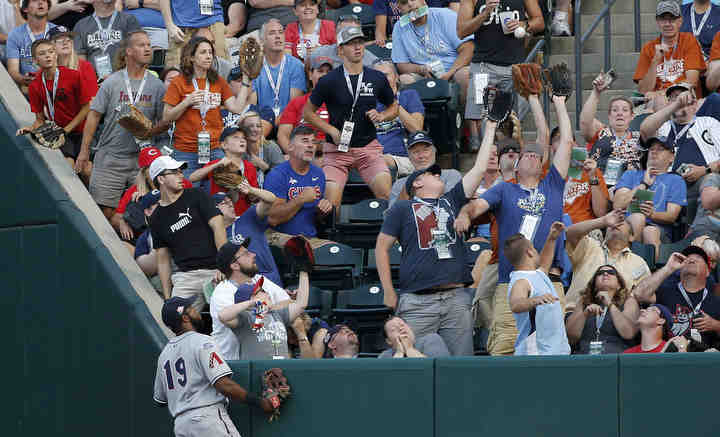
[153,331,233,418]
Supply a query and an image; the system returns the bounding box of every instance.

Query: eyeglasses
[160,169,182,176]
[596,269,618,277]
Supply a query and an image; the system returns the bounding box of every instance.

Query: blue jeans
[171,148,225,190]
[397,288,474,356]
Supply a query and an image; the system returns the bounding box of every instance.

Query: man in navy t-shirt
[376,100,496,356]
[373,59,425,178]
[458,95,573,355]
[303,25,397,207]
[680,0,720,61]
[264,125,333,245]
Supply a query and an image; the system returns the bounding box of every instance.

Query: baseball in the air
[514,27,526,39]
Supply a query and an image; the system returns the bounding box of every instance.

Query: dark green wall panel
[228,361,252,437]
[1,228,23,436]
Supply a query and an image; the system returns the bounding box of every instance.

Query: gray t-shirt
[237,307,290,360]
[691,173,720,238]
[378,333,451,358]
[73,12,141,70]
[389,168,463,209]
[312,43,378,68]
[90,69,166,157]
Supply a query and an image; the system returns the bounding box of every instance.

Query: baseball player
[154,296,272,436]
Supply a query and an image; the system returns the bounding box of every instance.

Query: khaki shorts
[171,269,217,311]
[165,21,228,68]
[487,281,567,356]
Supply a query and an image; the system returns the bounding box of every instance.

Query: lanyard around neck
[26,23,49,43]
[691,3,712,36]
[123,68,148,106]
[92,11,118,53]
[343,66,364,120]
[41,68,59,121]
[263,56,286,105]
[192,76,211,122]
[678,282,709,315]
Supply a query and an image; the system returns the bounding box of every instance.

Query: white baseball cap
[149,155,187,181]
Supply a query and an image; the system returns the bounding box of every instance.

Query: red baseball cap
[138,147,162,168]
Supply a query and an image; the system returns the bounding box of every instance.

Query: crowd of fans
[7,0,720,359]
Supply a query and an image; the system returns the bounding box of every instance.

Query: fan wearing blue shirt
[613,137,687,259]
[6,0,56,88]
[391,0,473,100]
[252,19,307,120]
[681,0,720,60]
[264,125,333,240]
[373,59,425,177]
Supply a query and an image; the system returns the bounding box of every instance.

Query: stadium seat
[628,112,650,132]
[311,242,364,290]
[340,168,374,204]
[325,3,375,39]
[330,198,388,248]
[300,286,333,319]
[402,78,461,169]
[366,43,391,60]
[333,283,393,354]
[365,244,402,283]
[149,49,166,75]
[631,241,656,272]
[656,237,693,268]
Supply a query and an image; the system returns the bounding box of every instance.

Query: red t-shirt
[204,158,259,215]
[28,66,93,133]
[277,93,329,140]
[284,19,336,59]
[77,59,99,98]
[623,342,666,354]
[115,179,193,214]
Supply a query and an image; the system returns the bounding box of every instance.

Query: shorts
[89,150,139,208]
[173,404,240,437]
[61,132,83,159]
[322,140,389,188]
[165,21,228,67]
[389,155,415,177]
[171,268,217,312]
[465,62,514,120]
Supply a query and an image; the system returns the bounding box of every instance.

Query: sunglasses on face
[596,269,618,277]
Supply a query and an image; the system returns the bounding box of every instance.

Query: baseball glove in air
[212,161,246,190]
[543,63,573,98]
[239,37,264,80]
[485,88,514,123]
[512,63,543,99]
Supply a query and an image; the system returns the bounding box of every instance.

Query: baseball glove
[31,121,66,150]
[512,63,543,99]
[262,368,290,422]
[485,88,514,123]
[284,236,315,273]
[543,63,573,98]
[238,37,264,81]
[212,161,246,190]
[117,104,152,139]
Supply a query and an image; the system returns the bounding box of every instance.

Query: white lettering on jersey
[170,208,193,233]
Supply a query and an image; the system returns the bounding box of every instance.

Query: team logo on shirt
[517,192,546,216]
[479,6,521,27]
[289,177,298,185]
[209,351,224,368]
[288,186,321,200]
[655,59,686,84]
[670,305,693,337]
[411,200,456,250]
[359,82,374,97]
[170,208,193,233]
[563,180,590,207]
[86,30,123,52]
[702,129,716,146]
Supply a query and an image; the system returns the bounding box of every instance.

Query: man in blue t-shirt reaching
[376,92,500,356]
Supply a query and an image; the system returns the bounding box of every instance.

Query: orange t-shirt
[633,32,705,96]
[164,75,234,153]
[710,31,720,62]
[563,169,609,224]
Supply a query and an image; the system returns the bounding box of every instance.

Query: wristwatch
[589,178,599,186]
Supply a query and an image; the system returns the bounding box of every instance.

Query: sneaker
[551,19,572,37]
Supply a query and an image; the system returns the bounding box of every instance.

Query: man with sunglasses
[564,209,651,314]
[634,245,720,348]
[149,155,228,310]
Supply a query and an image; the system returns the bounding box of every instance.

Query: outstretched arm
[551,95,572,178]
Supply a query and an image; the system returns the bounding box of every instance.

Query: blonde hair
[497,111,523,145]
[238,111,267,152]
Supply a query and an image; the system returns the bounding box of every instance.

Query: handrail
[634,0,642,51]
[524,17,551,116]
[574,0,617,125]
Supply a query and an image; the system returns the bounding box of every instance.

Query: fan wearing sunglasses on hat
[565,264,640,354]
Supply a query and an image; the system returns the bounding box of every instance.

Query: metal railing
[574,0,617,125]
[634,0,642,51]
[524,19,551,115]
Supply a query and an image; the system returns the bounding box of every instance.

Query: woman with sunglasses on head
[565,264,640,354]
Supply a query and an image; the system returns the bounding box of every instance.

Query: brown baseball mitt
[212,161,246,190]
[512,63,543,99]
[31,121,66,150]
[262,368,290,422]
[117,104,152,139]
[239,36,264,81]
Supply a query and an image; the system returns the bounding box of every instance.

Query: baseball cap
[247,104,276,126]
[337,26,364,46]
[216,240,252,277]
[665,81,693,97]
[644,136,673,151]
[294,0,318,5]
[47,25,74,40]
[309,53,339,70]
[212,191,229,205]
[521,142,544,156]
[161,295,197,332]
[497,138,521,156]
[682,245,710,267]
[290,123,315,139]
[405,163,441,195]
[656,0,681,17]
[149,155,187,181]
[650,303,675,336]
[140,189,161,209]
[220,126,243,143]
[138,146,162,168]
[407,131,434,149]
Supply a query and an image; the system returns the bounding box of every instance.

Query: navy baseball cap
[47,25,74,40]
[644,136,673,151]
[650,303,675,337]
[405,163,441,195]
[407,131,434,149]
[140,189,161,209]
[247,104,276,126]
[212,191,229,205]
[220,126,244,143]
[216,241,252,276]
[162,295,197,332]
[682,245,710,268]
[290,124,315,139]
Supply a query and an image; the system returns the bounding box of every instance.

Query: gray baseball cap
[337,26,364,45]
[656,0,681,17]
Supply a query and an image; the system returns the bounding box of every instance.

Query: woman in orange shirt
[163,37,252,182]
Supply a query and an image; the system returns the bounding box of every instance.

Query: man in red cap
[110,146,192,252]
